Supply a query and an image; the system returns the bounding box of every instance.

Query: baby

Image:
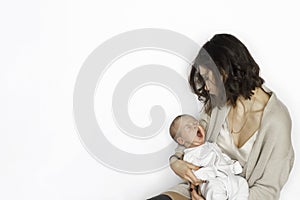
[169,114,249,200]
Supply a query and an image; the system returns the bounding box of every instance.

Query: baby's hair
[169,114,192,142]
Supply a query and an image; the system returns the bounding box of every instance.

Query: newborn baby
[169,114,249,200]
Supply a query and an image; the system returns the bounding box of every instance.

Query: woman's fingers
[186,162,201,171]
[190,185,204,200]
[171,160,190,179]
[186,169,201,185]
[170,159,203,185]
[183,175,193,184]
[184,161,201,185]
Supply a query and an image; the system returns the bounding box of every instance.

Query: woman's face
[199,66,218,95]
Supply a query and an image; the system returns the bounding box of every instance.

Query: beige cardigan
[170,86,294,199]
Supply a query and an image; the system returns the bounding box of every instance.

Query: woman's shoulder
[260,85,292,137]
[263,86,291,124]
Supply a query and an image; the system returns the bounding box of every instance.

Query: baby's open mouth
[197,129,202,137]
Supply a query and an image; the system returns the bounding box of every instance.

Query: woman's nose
[204,84,209,91]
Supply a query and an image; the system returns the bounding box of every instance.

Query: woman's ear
[176,137,185,145]
[220,69,228,82]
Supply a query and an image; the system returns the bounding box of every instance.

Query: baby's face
[175,115,205,148]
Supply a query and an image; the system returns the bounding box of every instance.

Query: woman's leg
[147,192,190,200]
[147,194,172,200]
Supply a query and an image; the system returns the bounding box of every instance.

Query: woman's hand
[190,184,205,200]
[170,159,201,185]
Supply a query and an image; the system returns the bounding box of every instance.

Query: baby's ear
[176,137,184,145]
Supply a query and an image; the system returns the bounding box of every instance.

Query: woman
[149,34,294,200]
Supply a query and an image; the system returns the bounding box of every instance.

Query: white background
[1,0,299,199]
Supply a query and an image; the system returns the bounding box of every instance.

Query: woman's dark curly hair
[189,34,264,114]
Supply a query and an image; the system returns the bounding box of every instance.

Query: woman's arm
[249,148,294,199]
[248,102,294,199]
[169,156,206,199]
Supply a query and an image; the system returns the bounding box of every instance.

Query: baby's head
[169,114,206,148]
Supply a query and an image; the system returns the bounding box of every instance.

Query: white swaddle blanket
[184,142,248,200]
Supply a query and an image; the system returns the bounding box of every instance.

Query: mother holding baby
[148,34,294,200]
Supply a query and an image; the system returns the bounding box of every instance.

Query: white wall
[1,0,299,199]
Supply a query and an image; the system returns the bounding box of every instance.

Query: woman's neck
[234,87,269,115]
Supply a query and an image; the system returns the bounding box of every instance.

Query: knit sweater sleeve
[248,101,294,200]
